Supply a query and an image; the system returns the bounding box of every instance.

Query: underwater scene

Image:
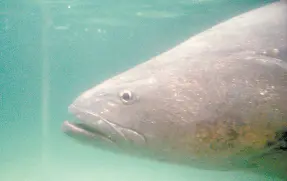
[1,0,286,181]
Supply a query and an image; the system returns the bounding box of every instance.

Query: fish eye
[119,90,133,103]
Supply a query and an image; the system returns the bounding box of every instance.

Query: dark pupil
[122,92,131,100]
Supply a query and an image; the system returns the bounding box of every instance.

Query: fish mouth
[62,105,124,145]
[62,104,146,147]
[62,120,114,144]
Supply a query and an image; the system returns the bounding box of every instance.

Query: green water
[0,0,283,180]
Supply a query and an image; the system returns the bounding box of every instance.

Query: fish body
[63,1,287,179]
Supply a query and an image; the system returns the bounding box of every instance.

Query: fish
[62,1,287,179]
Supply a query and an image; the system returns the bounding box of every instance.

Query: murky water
[0,0,282,180]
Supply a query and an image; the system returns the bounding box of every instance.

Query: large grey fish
[62,1,287,179]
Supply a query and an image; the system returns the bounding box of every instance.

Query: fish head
[62,71,170,153]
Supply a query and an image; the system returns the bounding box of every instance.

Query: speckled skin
[63,1,287,179]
